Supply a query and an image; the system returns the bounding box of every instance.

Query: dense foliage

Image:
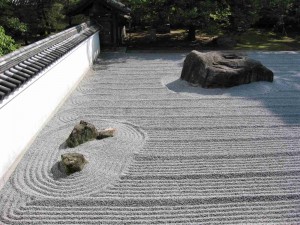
[0,0,82,55]
[125,0,300,39]
[0,25,19,56]
[0,0,299,55]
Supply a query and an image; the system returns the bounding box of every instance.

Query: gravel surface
[0,51,300,224]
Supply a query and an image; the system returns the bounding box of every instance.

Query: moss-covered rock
[60,153,88,175]
[65,120,116,148]
[66,120,99,148]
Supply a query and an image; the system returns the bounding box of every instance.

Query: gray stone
[65,121,116,148]
[66,120,99,148]
[60,153,88,175]
[181,51,274,88]
[97,128,116,139]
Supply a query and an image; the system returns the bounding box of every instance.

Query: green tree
[126,0,230,40]
[0,0,28,39]
[0,26,19,56]
[225,0,258,32]
[46,2,66,31]
[12,0,54,36]
[0,0,84,47]
[256,0,298,33]
[170,0,230,40]
[124,0,170,28]
[2,0,74,44]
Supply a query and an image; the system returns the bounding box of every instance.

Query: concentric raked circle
[12,119,146,198]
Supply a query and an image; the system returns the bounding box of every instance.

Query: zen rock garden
[60,120,116,175]
[181,50,274,88]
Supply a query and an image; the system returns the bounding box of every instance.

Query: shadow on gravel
[51,162,68,180]
[166,78,300,125]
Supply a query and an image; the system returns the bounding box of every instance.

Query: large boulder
[65,120,116,148]
[60,153,88,175]
[181,51,274,88]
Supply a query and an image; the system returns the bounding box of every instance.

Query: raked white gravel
[0,51,299,224]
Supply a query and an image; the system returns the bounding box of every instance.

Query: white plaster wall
[0,32,100,188]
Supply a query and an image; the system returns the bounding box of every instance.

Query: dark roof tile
[0,22,99,101]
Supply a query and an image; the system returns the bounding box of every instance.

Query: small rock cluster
[66,120,116,148]
[60,120,116,175]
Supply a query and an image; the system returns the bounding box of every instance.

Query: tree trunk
[24,32,28,45]
[187,26,196,41]
[37,0,51,34]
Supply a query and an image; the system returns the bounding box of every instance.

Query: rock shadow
[59,142,67,149]
[164,73,300,125]
[165,77,275,97]
[51,162,68,180]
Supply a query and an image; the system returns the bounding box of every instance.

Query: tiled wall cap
[0,22,99,101]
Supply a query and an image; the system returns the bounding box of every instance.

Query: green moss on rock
[66,120,99,148]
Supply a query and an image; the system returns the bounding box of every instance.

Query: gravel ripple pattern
[0,51,300,224]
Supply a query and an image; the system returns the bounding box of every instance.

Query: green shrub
[0,26,19,56]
